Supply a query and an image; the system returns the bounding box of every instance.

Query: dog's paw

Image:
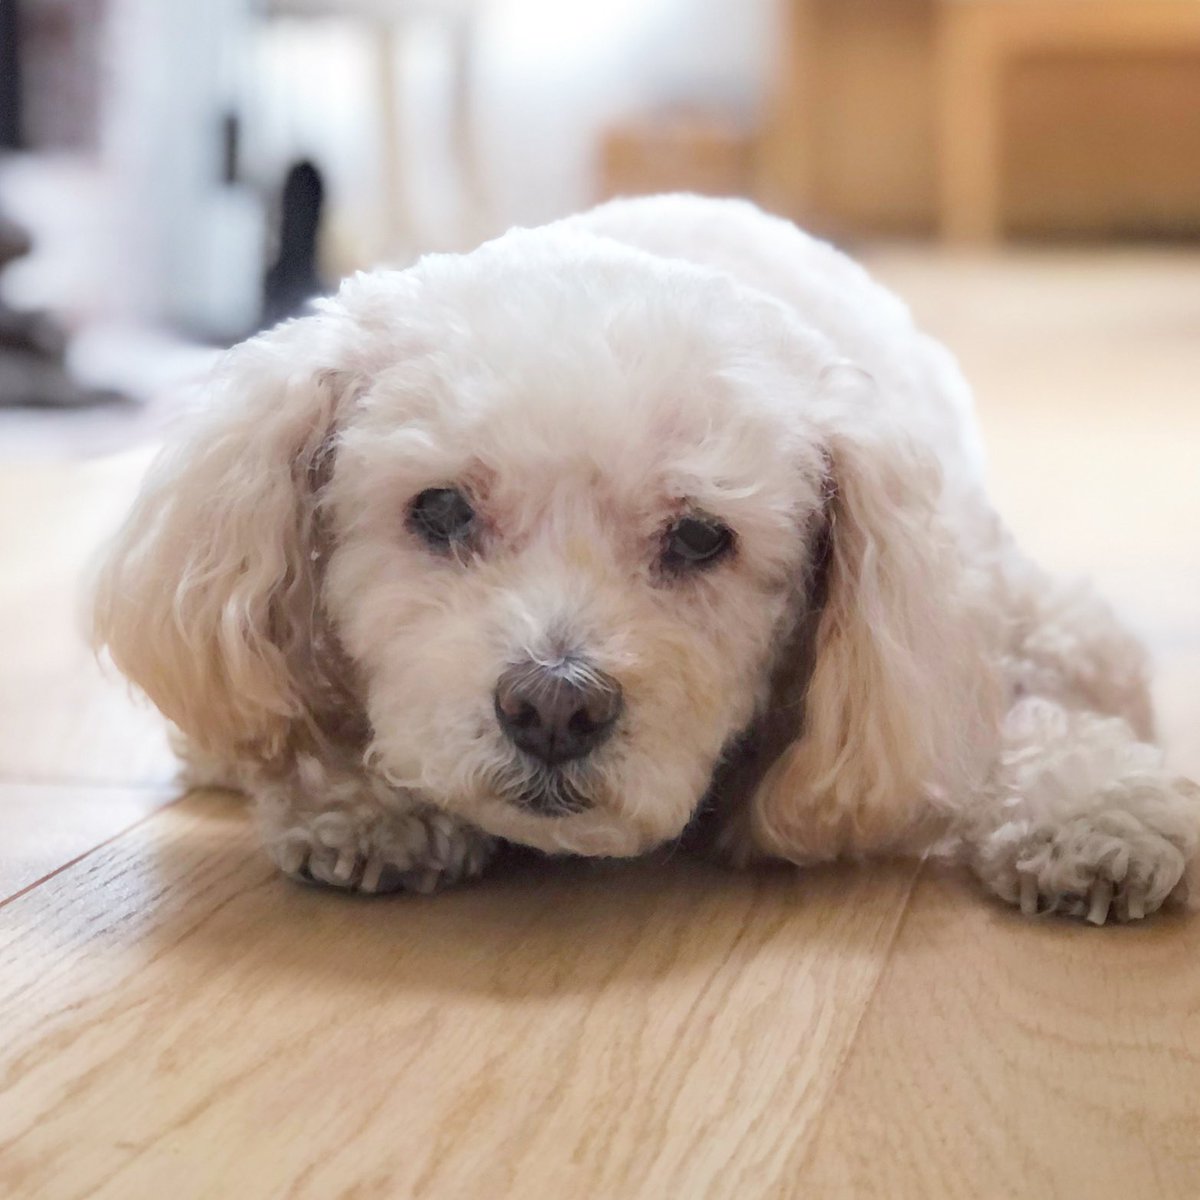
[974,778,1200,924]
[267,807,496,895]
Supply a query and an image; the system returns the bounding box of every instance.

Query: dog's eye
[409,487,475,548]
[663,514,733,569]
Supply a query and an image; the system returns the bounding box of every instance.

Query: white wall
[86,0,780,333]
[255,0,781,269]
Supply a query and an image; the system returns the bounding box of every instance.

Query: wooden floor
[2,249,1199,1199]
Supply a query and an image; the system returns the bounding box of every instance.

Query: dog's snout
[494,660,623,765]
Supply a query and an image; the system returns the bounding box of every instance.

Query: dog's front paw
[267,807,496,895]
[974,778,1200,924]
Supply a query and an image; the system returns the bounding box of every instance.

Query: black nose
[494,660,623,765]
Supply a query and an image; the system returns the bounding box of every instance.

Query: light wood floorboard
[0,791,918,1200]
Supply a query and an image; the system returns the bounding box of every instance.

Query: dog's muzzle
[494,658,623,766]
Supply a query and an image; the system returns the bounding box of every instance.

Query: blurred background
[0,0,1196,789]
[4,0,1200,413]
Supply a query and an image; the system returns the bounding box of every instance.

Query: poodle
[93,194,1199,922]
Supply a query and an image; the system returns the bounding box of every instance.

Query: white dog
[94,194,1199,923]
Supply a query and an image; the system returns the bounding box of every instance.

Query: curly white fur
[93,194,1199,922]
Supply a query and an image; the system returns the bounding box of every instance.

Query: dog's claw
[279,840,307,878]
[1019,873,1039,916]
[333,847,357,884]
[1087,879,1113,926]
[360,855,384,894]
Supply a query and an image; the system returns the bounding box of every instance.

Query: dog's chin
[475,803,665,857]
[499,763,594,818]
[458,762,677,858]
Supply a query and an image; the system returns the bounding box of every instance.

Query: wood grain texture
[0,248,1197,1197]
[0,791,918,1200]
[800,866,1200,1197]
[0,783,172,902]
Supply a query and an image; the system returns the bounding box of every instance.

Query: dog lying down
[94,194,1199,924]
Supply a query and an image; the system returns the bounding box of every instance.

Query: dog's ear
[717,402,1000,865]
[93,314,364,762]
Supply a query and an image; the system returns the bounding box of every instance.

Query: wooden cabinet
[759,0,1200,242]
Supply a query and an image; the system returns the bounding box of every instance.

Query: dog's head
[95,229,991,861]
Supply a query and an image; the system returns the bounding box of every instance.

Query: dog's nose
[494,660,623,765]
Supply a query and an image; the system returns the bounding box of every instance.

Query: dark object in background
[262,160,326,329]
[0,2,115,405]
[0,209,119,406]
[0,0,22,149]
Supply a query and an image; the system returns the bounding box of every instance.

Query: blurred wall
[474,0,779,231]
[252,0,782,271]
[102,0,263,335]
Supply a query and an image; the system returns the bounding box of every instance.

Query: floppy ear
[92,316,363,762]
[722,419,1000,865]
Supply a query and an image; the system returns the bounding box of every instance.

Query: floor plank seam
[0,793,188,910]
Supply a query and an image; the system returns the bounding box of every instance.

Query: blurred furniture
[262,160,326,326]
[266,0,487,257]
[757,0,952,238]
[0,0,20,149]
[0,208,115,406]
[103,0,266,340]
[938,0,1200,242]
[760,0,1200,242]
[599,113,755,202]
[755,0,817,228]
[13,0,107,151]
